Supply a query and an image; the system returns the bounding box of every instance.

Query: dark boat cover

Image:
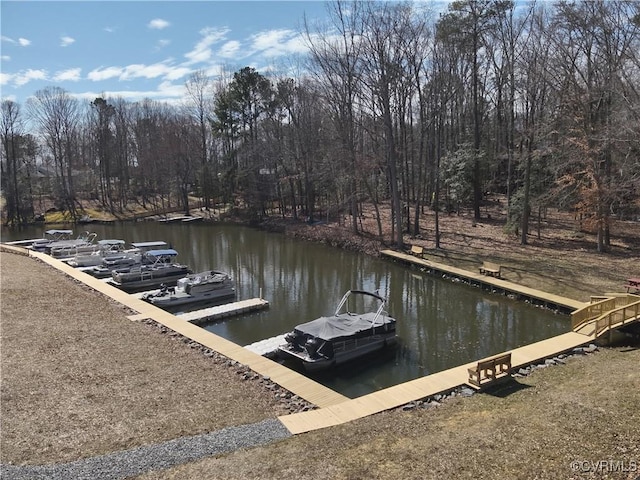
[294,313,395,342]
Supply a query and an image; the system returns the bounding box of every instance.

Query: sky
[0,1,333,106]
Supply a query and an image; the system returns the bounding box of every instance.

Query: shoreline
[2,206,640,478]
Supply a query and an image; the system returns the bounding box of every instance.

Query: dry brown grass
[0,252,288,465]
[134,346,640,480]
[412,205,640,301]
[2,199,640,478]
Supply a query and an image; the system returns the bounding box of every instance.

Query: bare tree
[360,2,417,247]
[1,100,34,225]
[169,113,198,214]
[547,0,640,252]
[184,70,215,209]
[304,0,366,233]
[400,5,436,239]
[262,76,327,221]
[514,3,552,244]
[438,0,514,220]
[89,97,116,211]
[485,1,530,226]
[26,87,81,218]
[130,99,176,210]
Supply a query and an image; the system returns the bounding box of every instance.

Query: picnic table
[625,278,640,294]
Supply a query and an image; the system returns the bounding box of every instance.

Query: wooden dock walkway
[279,331,590,434]
[22,248,348,409]
[380,249,585,311]
[9,245,628,436]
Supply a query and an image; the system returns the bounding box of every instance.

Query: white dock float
[176,298,269,324]
[4,239,40,247]
[244,334,288,357]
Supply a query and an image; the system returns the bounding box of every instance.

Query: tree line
[2,0,639,252]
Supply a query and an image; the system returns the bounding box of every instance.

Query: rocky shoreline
[141,319,318,415]
[143,307,600,418]
[397,343,600,412]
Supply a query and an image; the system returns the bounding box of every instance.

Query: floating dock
[130,290,270,324]
[244,334,288,357]
[3,238,40,247]
[176,298,269,324]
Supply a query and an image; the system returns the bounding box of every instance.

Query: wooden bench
[479,261,502,278]
[467,352,512,389]
[409,245,425,258]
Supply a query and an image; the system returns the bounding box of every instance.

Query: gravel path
[0,419,291,480]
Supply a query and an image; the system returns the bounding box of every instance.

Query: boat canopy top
[294,313,395,342]
[131,241,169,249]
[292,289,394,341]
[98,239,126,246]
[145,249,178,257]
[45,229,73,235]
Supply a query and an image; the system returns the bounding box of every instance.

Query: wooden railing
[592,300,640,337]
[571,295,639,330]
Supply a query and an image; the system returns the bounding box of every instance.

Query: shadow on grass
[482,378,533,398]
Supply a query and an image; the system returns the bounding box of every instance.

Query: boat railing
[45,229,74,241]
[334,290,388,326]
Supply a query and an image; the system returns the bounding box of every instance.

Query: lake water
[1,221,570,398]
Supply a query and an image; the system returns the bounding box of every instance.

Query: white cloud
[148,18,170,30]
[164,66,192,81]
[219,40,241,59]
[54,68,81,82]
[203,64,225,79]
[251,29,290,50]
[88,66,124,81]
[249,29,308,58]
[0,35,31,47]
[157,80,185,97]
[184,27,229,64]
[121,62,171,80]
[60,36,75,47]
[2,36,32,47]
[153,39,171,52]
[12,69,47,86]
[88,62,192,84]
[1,55,10,61]
[0,72,11,85]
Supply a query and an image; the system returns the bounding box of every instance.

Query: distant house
[31,164,93,196]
